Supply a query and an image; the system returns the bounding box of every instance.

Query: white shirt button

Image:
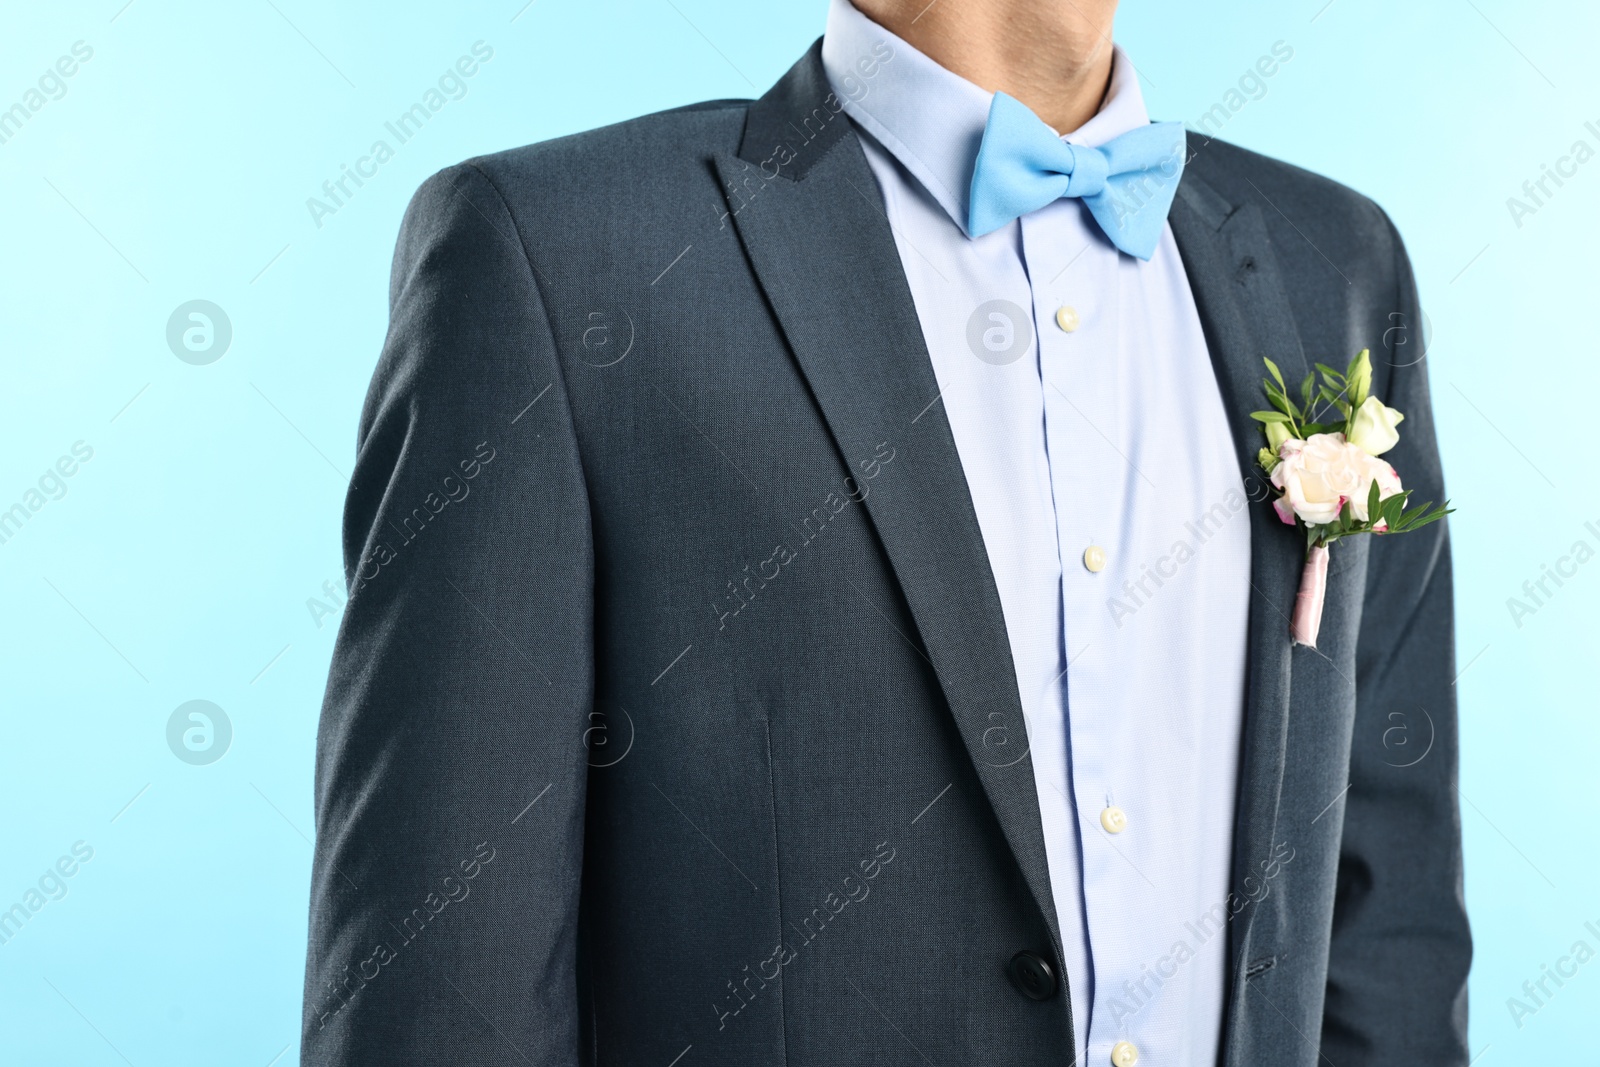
[1111,1041,1140,1066]
[1100,805,1127,834]
[1083,545,1107,573]
[1055,305,1081,332]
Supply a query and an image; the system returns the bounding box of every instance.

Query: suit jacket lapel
[717,44,1068,963]
[1168,151,1306,983]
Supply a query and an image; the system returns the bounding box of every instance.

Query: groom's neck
[851,0,1119,133]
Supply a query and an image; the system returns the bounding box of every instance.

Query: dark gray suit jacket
[303,42,1469,1067]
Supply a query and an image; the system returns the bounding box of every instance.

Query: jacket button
[1006,950,1057,1000]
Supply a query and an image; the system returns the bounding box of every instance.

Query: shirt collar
[820,0,1152,237]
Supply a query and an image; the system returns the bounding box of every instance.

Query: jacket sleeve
[1320,213,1471,1064]
[301,162,592,1065]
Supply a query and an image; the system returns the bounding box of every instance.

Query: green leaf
[1383,498,1453,535]
[1410,502,1454,532]
[1381,491,1407,530]
[1264,384,1301,421]
[1391,507,1422,533]
[1314,363,1347,384]
[1263,358,1287,394]
[1366,480,1381,525]
[1300,372,1315,411]
[1250,410,1293,423]
[1398,495,1428,524]
[1405,507,1453,531]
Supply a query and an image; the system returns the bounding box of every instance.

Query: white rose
[1347,395,1404,456]
[1271,432,1403,527]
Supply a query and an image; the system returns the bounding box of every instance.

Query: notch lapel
[1168,151,1307,981]
[716,44,1067,964]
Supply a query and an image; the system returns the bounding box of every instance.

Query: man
[302,0,1470,1063]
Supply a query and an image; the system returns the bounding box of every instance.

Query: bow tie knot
[967,92,1186,260]
[1060,141,1110,198]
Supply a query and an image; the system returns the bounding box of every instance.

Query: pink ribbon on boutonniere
[1290,543,1329,648]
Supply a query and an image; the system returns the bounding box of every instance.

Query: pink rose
[1271,432,1403,528]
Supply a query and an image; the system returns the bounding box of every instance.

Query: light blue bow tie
[967,92,1187,260]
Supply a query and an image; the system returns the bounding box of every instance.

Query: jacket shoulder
[463,98,751,196]
[1187,133,1393,234]
[391,98,753,263]
[1183,132,1406,290]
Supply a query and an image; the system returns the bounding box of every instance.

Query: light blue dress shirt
[823,4,1254,1065]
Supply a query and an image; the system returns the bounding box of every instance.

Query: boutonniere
[1252,349,1452,648]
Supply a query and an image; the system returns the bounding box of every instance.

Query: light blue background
[1,1,1593,1063]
